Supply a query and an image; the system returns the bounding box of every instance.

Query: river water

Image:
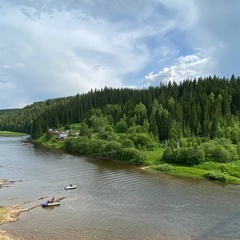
[1,136,240,240]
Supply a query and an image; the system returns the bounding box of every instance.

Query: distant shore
[0,131,26,137]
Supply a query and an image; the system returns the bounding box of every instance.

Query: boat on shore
[65,184,77,190]
[41,201,61,207]
[41,197,61,207]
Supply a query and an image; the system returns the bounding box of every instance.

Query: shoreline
[37,137,240,185]
[0,179,40,240]
[0,230,21,240]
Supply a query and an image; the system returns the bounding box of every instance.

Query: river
[1,136,240,240]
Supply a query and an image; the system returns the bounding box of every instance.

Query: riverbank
[0,230,20,240]
[0,131,26,137]
[36,136,240,184]
[0,206,22,240]
[0,180,21,240]
[0,180,40,240]
[0,202,41,240]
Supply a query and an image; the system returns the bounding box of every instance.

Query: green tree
[116,118,128,133]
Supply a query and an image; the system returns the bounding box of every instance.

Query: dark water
[1,136,240,240]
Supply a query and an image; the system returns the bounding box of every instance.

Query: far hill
[0,75,240,141]
[0,108,20,115]
[2,75,240,183]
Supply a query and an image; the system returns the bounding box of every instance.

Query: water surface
[1,136,240,240]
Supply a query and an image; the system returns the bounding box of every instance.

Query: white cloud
[144,0,240,85]
[0,0,239,108]
[0,63,25,70]
[189,0,240,78]
[144,53,212,85]
[0,3,153,108]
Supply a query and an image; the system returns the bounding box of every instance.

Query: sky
[0,0,240,109]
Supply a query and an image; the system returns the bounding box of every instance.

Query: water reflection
[1,136,240,240]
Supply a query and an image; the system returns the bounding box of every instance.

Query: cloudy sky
[0,0,239,109]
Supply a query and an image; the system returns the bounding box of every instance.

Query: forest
[1,75,240,183]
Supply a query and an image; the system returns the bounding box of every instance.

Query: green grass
[36,129,240,185]
[148,162,240,184]
[36,134,63,149]
[150,165,206,180]
[69,123,80,129]
[0,131,26,137]
[197,161,240,179]
[145,148,165,165]
[145,150,240,184]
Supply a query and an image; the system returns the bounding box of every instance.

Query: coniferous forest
[2,75,240,182]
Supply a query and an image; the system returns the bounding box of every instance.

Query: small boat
[41,200,61,207]
[64,184,77,190]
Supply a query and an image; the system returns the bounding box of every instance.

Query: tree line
[1,75,240,144]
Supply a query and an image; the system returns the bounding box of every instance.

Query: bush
[237,142,240,156]
[199,139,238,163]
[119,147,146,165]
[154,164,173,172]
[212,145,232,163]
[63,137,96,154]
[204,170,229,182]
[119,137,135,148]
[100,141,123,158]
[162,147,204,166]
[162,147,173,162]
[115,119,128,133]
[87,138,106,155]
[128,132,157,150]
[64,124,71,130]
[198,161,222,170]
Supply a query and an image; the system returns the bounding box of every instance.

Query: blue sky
[0,0,239,109]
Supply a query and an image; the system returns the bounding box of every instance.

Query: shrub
[204,170,229,182]
[199,138,238,163]
[198,161,222,170]
[100,141,123,158]
[237,142,240,156]
[212,145,232,163]
[162,147,173,162]
[116,119,128,133]
[119,147,146,165]
[87,138,106,155]
[154,164,173,172]
[162,147,204,165]
[119,138,135,148]
[128,132,157,150]
[64,124,71,130]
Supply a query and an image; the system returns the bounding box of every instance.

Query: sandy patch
[0,202,39,240]
[0,178,6,186]
[0,184,42,240]
[0,229,21,240]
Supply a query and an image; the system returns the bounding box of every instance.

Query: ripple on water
[2,137,240,240]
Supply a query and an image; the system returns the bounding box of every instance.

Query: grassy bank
[35,134,240,184]
[0,131,26,137]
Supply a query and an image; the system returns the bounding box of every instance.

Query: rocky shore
[0,178,66,240]
[0,179,40,240]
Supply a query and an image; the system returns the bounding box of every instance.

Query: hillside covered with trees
[1,75,240,183]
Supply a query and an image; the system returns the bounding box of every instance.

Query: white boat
[64,184,77,190]
[41,200,61,207]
